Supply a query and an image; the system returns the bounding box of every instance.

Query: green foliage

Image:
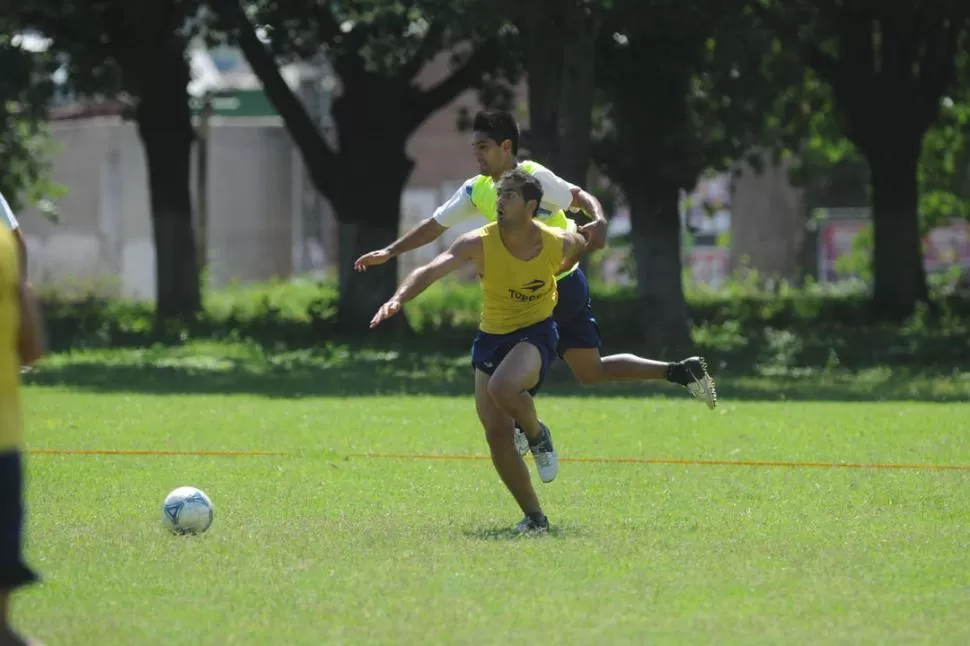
[0,30,63,213]
[37,277,970,377]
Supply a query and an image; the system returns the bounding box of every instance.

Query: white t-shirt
[0,192,19,230]
[432,163,576,228]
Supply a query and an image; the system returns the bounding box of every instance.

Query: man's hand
[578,219,608,252]
[369,298,402,328]
[354,248,392,272]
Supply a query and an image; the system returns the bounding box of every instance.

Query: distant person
[370,170,587,534]
[0,194,27,280]
[0,224,46,646]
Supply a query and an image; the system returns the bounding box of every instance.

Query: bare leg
[475,370,542,515]
[564,347,669,385]
[486,342,543,438]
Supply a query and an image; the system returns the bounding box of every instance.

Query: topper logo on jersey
[508,279,546,302]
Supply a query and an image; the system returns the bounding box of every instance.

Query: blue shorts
[0,451,38,590]
[471,318,559,396]
[553,267,602,357]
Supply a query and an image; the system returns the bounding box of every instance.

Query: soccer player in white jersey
[356,110,717,425]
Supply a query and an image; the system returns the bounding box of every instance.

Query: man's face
[472,132,511,176]
[496,180,532,228]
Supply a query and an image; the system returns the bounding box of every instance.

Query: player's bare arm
[11,228,27,279]
[559,230,589,274]
[369,233,483,328]
[17,281,45,366]
[570,187,608,251]
[354,217,449,272]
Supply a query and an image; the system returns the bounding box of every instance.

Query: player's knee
[486,376,518,405]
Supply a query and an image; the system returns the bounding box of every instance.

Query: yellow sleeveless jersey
[468,161,579,281]
[478,221,565,335]
[0,227,21,450]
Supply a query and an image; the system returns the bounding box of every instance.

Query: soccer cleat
[680,356,718,409]
[513,422,529,456]
[514,514,549,535]
[528,423,559,483]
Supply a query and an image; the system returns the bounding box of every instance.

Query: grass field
[12,342,970,645]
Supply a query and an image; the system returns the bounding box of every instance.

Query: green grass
[12,343,970,644]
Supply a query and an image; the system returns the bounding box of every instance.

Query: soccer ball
[161,486,214,535]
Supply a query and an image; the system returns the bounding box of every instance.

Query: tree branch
[211,0,340,194]
[400,22,447,81]
[405,39,498,131]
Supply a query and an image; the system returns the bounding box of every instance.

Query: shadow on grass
[21,342,970,403]
[462,525,577,541]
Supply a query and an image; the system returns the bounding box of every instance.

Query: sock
[665,362,690,386]
[527,510,547,525]
[527,424,548,447]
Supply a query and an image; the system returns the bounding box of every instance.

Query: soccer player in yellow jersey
[0,226,45,646]
[356,109,717,417]
[371,169,587,533]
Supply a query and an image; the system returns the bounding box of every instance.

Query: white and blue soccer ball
[162,486,214,535]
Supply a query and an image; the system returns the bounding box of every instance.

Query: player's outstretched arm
[354,217,448,272]
[355,182,483,272]
[369,233,481,328]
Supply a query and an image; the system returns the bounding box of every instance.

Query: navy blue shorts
[0,451,38,590]
[553,267,602,358]
[471,318,559,396]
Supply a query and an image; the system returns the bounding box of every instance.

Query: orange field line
[349,453,970,471]
[26,448,970,471]
[29,449,286,457]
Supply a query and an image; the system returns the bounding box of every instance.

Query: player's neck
[499,220,538,244]
[489,158,518,182]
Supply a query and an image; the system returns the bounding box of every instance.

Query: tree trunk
[134,50,200,323]
[516,1,562,165]
[331,156,413,334]
[556,5,598,186]
[337,220,405,334]
[867,139,929,317]
[627,186,692,354]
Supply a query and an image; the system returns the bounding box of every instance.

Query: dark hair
[499,169,543,216]
[472,109,519,155]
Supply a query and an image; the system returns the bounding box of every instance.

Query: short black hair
[499,169,543,216]
[472,109,519,155]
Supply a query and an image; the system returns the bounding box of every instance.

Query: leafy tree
[13,1,202,322]
[592,0,811,350]
[753,2,970,317]
[502,0,604,186]
[210,0,502,331]
[0,28,60,214]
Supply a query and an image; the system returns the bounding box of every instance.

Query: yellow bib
[468,161,578,281]
[0,228,21,450]
[478,221,564,335]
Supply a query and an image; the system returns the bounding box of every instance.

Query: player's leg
[553,269,717,408]
[487,341,559,483]
[564,348,717,408]
[0,453,38,646]
[474,370,548,533]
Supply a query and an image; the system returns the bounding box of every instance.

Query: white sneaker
[681,356,717,410]
[528,423,559,483]
[513,424,529,456]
